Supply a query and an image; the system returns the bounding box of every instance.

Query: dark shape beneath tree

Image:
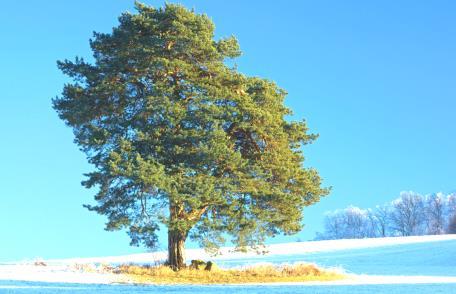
[53,2,328,270]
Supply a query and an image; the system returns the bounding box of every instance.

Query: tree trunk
[167,229,187,270]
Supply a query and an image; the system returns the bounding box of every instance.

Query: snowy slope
[42,234,456,265]
[1,234,455,285]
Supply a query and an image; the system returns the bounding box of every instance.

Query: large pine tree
[53,2,328,270]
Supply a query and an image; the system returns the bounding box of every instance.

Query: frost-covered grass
[116,263,344,284]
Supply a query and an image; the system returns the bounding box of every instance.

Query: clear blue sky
[1,0,455,262]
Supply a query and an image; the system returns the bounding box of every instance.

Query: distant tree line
[315,191,456,240]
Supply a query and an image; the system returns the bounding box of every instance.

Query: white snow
[1,234,455,285]
[236,275,456,286]
[0,264,120,284]
[37,234,456,265]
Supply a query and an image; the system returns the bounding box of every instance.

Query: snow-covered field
[1,234,455,288]
[40,234,456,265]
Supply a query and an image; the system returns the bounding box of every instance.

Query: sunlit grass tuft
[114,262,345,284]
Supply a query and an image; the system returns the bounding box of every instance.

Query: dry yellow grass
[115,262,345,284]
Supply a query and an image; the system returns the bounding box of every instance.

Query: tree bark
[167,229,187,270]
[167,203,207,270]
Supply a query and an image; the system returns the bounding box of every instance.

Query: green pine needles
[53,2,329,270]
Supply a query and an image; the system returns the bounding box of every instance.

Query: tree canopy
[53,2,328,270]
